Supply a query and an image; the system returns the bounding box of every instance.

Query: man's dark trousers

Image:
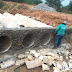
[54,34,64,49]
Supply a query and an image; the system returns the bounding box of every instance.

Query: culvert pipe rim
[0,36,12,53]
[40,33,51,45]
[1,42,12,53]
[23,34,35,48]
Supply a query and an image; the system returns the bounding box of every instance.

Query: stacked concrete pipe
[0,27,72,54]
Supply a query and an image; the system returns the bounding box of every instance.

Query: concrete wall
[0,27,72,54]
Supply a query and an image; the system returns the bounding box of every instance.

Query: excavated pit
[0,36,12,53]
[22,34,35,47]
[40,33,51,45]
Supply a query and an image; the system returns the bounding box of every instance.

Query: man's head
[47,21,50,25]
[63,21,67,25]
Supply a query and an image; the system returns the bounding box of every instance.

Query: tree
[3,0,42,4]
[45,0,63,11]
[68,1,72,11]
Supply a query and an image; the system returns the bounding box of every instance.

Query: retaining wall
[0,27,72,54]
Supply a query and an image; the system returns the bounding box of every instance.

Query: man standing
[53,21,67,49]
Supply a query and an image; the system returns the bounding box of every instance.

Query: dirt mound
[31,3,57,12]
[7,9,72,27]
[0,1,72,27]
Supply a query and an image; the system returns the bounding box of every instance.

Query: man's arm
[54,25,61,34]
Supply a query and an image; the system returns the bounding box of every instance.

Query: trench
[0,36,12,53]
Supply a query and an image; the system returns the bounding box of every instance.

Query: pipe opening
[23,34,35,47]
[40,33,51,45]
[0,36,12,53]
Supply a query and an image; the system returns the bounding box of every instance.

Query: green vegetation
[0,0,5,8]
[0,0,72,14]
[60,0,72,14]
[45,0,63,11]
[3,0,43,4]
[45,0,72,14]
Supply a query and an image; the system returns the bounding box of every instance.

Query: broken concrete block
[39,55,44,60]
[28,54,34,61]
[53,67,61,72]
[59,56,63,61]
[15,59,25,66]
[1,60,15,69]
[57,62,62,70]
[25,59,43,69]
[18,54,25,59]
[62,61,69,71]
[30,50,40,58]
[42,64,49,71]
[69,56,72,59]
[42,58,49,64]
[47,56,54,65]
[69,62,72,69]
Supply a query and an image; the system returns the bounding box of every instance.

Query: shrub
[0,0,5,9]
[2,4,10,10]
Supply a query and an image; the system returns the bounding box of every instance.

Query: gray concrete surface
[0,27,72,54]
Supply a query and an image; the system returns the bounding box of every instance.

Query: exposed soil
[0,1,72,27]
[14,65,53,72]
[0,1,72,72]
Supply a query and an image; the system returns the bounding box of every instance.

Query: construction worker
[46,21,50,25]
[53,21,67,49]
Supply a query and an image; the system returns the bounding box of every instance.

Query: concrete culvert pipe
[40,33,51,45]
[23,34,35,47]
[0,36,12,53]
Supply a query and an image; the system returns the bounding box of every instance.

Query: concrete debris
[0,43,72,72]
[15,59,25,66]
[47,56,54,65]
[39,55,44,60]
[42,58,49,64]
[56,62,62,70]
[53,67,61,72]
[28,54,34,60]
[25,59,43,69]
[42,64,49,71]
[62,61,69,71]
[30,50,40,58]
[0,13,53,28]
[0,60,15,69]
[18,54,25,59]
[68,60,72,69]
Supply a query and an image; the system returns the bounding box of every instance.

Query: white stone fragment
[39,55,44,60]
[15,59,25,66]
[47,56,54,65]
[18,54,25,59]
[1,60,15,69]
[69,56,72,59]
[57,62,62,70]
[62,61,69,71]
[28,54,34,60]
[30,50,40,58]
[42,64,49,71]
[69,62,72,69]
[25,59,43,69]
[59,56,63,61]
[53,67,61,72]
[66,50,69,58]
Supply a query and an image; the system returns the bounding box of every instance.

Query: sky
[42,0,70,6]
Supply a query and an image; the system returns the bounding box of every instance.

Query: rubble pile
[31,3,57,12]
[0,12,52,28]
[0,43,72,72]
